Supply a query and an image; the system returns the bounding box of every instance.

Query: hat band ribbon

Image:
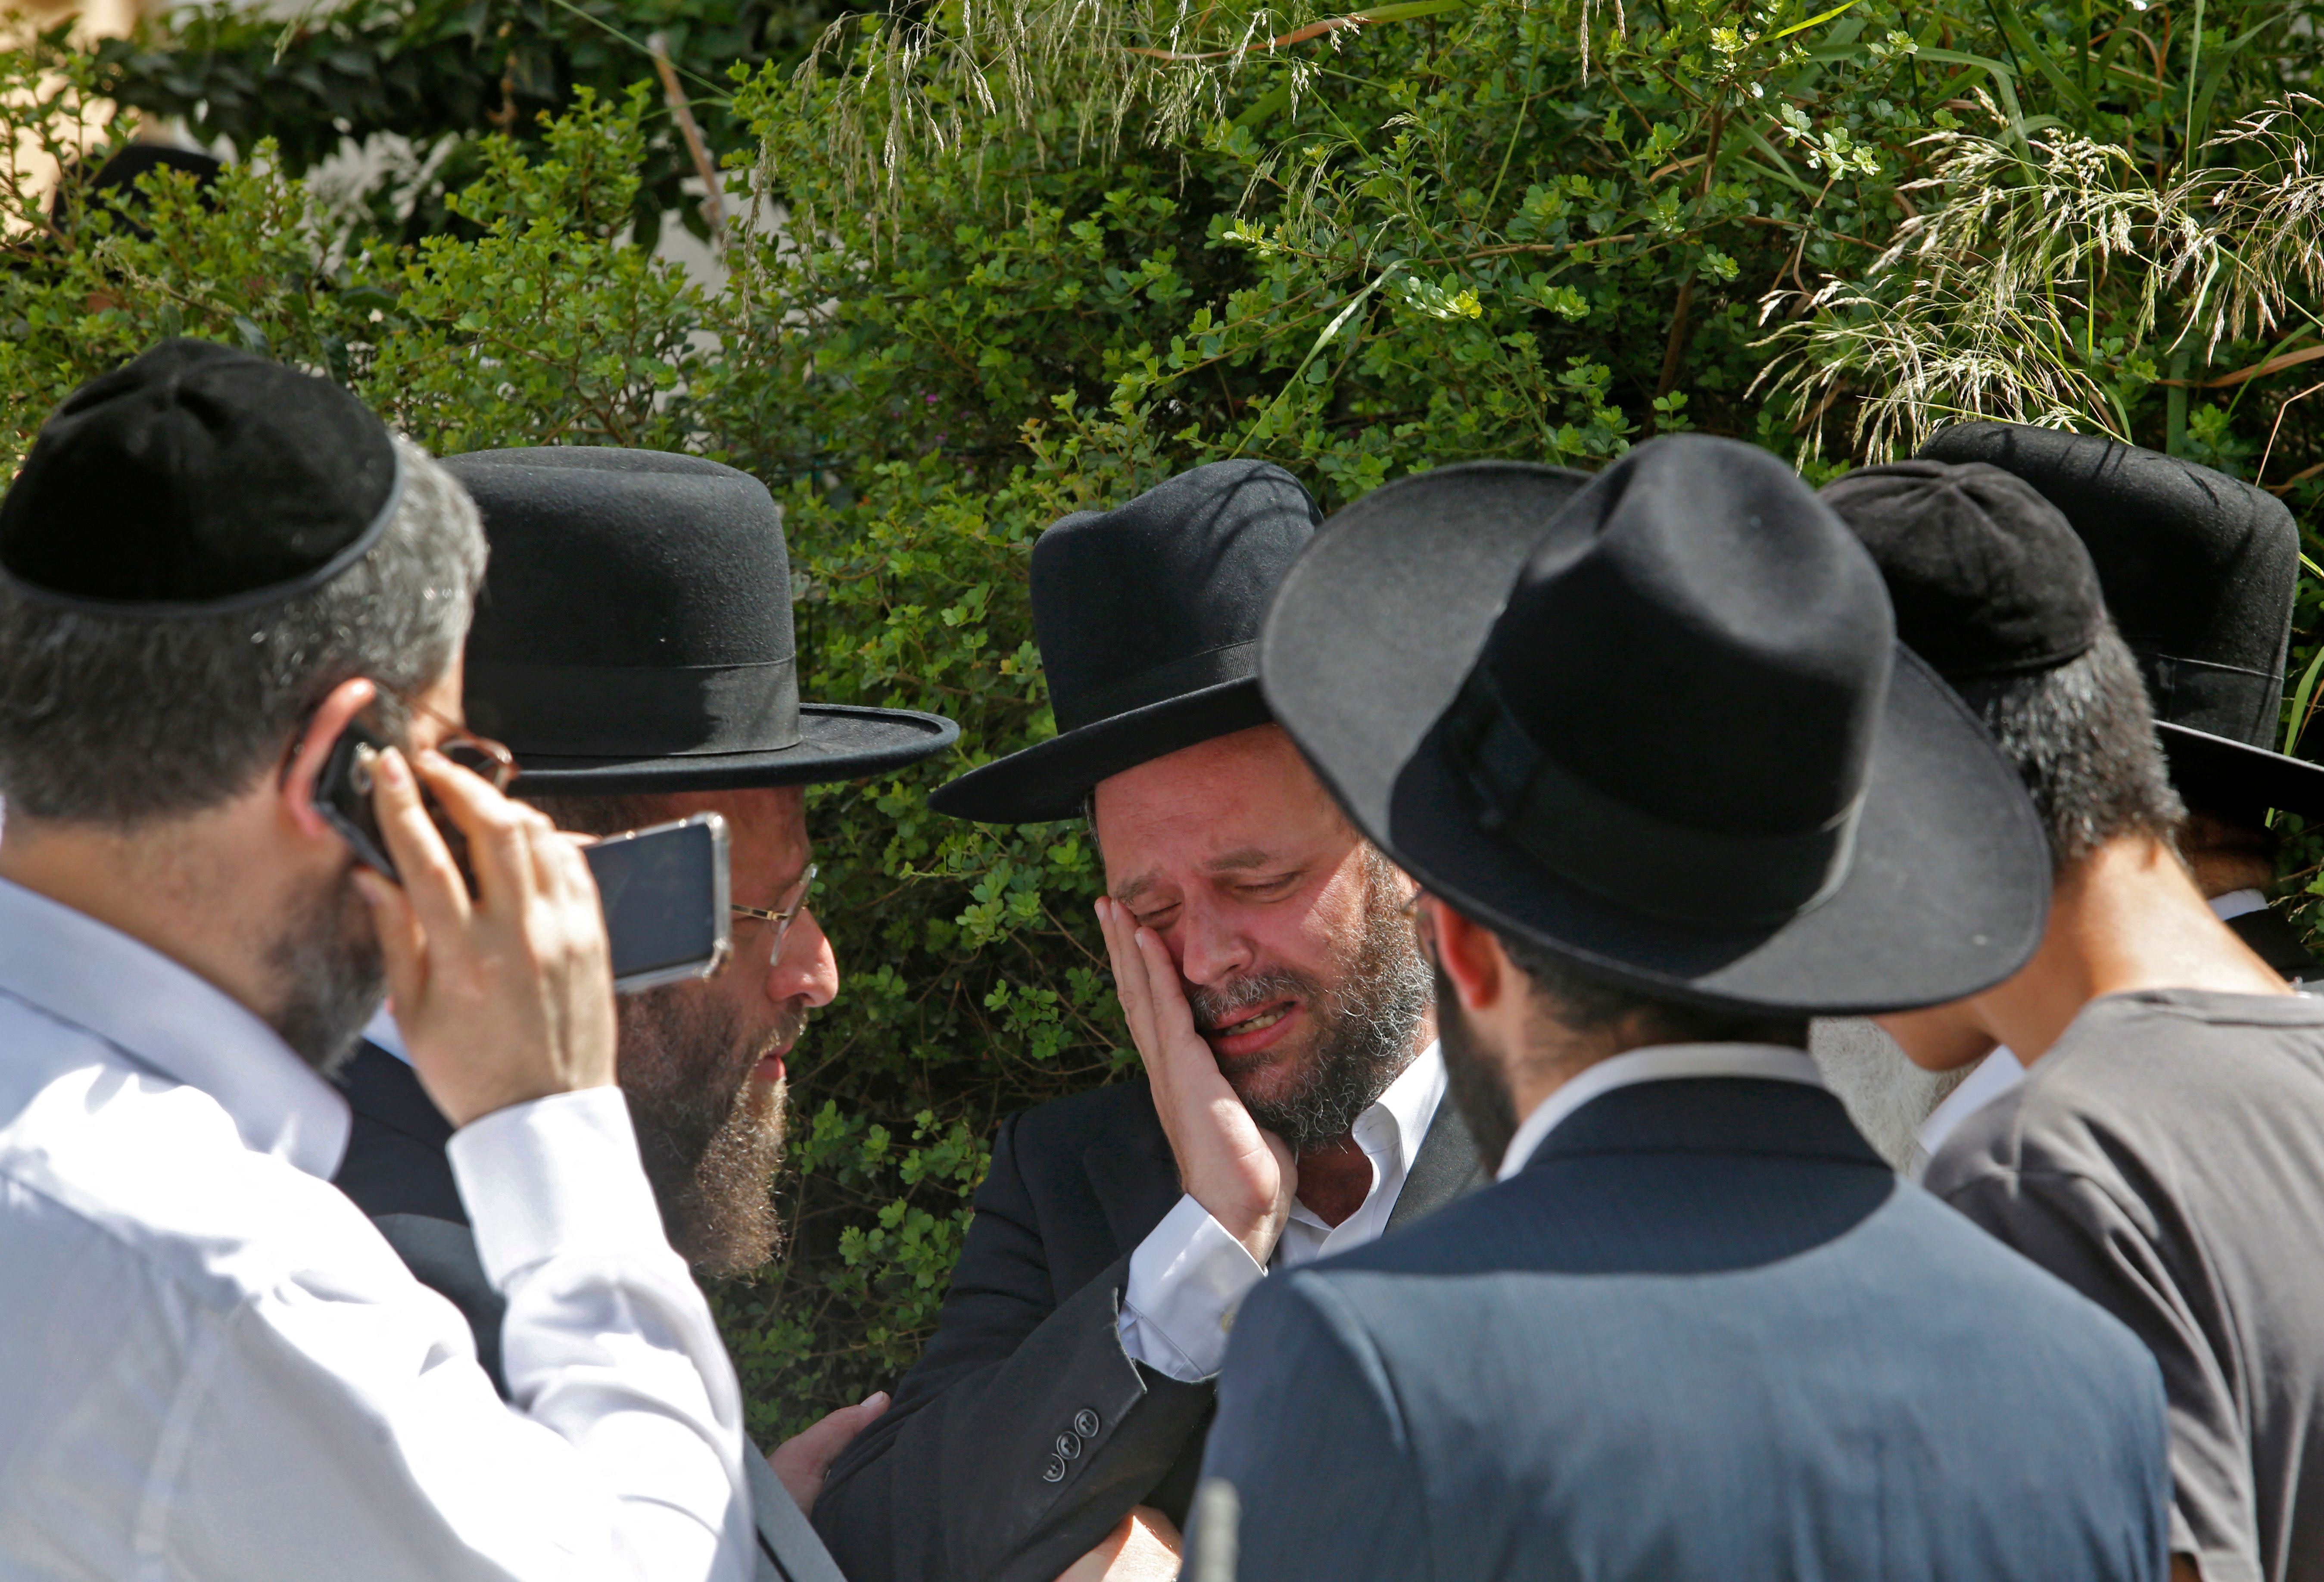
[1057,640,1259,734]
[2136,649,2280,751]
[1449,673,1863,930]
[466,659,801,759]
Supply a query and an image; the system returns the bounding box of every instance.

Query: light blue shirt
[0,875,754,1579]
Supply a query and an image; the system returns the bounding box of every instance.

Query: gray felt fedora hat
[1261,439,2053,1015]
[446,446,956,795]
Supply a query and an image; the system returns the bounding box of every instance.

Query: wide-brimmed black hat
[1262,439,2052,1015]
[446,447,956,794]
[0,338,401,616]
[930,460,1322,823]
[1918,422,2324,819]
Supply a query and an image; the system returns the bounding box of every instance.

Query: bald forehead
[1092,724,1351,897]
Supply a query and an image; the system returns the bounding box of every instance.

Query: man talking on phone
[0,341,754,1577]
[327,446,957,1581]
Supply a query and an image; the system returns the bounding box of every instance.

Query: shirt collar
[1496,1041,1825,1181]
[0,875,351,1178]
[363,1005,413,1064]
[1283,1040,1445,1230]
[1362,1039,1445,1164]
[2210,887,2268,923]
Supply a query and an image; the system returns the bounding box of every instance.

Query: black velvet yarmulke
[1819,459,2106,681]
[0,338,401,616]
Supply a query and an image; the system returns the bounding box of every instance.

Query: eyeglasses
[372,682,518,791]
[731,862,817,967]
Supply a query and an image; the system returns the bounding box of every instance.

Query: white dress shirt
[1497,1042,1828,1180]
[0,876,754,1581]
[1116,1043,1445,1382]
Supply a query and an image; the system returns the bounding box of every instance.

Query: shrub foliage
[6,0,2324,1436]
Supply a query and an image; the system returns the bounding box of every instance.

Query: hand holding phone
[321,719,733,994]
[352,744,618,1129]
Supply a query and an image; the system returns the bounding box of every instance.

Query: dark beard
[618,984,791,1276]
[265,866,384,1078]
[1184,850,1432,1153]
[1435,960,1520,1175]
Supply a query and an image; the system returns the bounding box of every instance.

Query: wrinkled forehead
[1091,724,1354,894]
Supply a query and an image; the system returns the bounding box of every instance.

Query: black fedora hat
[930,460,1323,824]
[1262,438,2052,1015]
[445,447,956,794]
[1918,422,2324,819]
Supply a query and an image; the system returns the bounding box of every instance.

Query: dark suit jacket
[1193,1076,2174,1582]
[331,1042,844,1582]
[813,1071,1484,1582]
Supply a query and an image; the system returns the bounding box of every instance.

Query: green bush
[6,0,2324,1438]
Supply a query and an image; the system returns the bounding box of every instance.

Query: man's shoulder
[334,1043,467,1224]
[1288,1156,2154,1367]
[1929,987,2324,1196]
[0,1007,399,1316]
[1002,1075,1164,1161]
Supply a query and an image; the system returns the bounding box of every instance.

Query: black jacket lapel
[1086,1128,1185,1257]
[1387,1094,1489,1234]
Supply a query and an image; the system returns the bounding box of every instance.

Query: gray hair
[1950,623,2185,871]
[0,436,487,825]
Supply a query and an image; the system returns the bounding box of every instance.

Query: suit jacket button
[1074,1409,1101,1437]
[1056,1431,1083,1460]
[1043,1455,1067,1483]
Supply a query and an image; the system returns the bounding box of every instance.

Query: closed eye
[1236,872,1303,900]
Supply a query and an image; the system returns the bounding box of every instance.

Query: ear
[280,677,380,841]
[1422,896,1508,1015]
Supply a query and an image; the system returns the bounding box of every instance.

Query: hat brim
[2156,721,2324,821]
[928,677,1273,824]
[1261,463,2053,1016]
[510,704,958,795]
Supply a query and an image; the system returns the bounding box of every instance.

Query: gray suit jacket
[332,1042,842,1582]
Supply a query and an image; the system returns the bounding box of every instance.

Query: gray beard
[264,866,384,1078]
[1186,850,1433,1153]
[617,984,791,1276]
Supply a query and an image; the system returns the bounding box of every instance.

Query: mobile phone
[314,717,474,885]
[318,724,732,994]
[585,815,734,993]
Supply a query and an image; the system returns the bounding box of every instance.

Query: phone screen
[585,815,733,993]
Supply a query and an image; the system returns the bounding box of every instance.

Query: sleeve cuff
[447,1086,675,1288]
[1119,1194,1267,1382]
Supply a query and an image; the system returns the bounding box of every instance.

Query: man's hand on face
[766,1391,889,1515]
[1096,898,1294,1267]
[355,746,619,1129]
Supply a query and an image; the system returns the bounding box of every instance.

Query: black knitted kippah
[1820,459,2106,681]
[0,338,402,617]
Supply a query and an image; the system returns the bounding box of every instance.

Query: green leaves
[12,0,2324,1445]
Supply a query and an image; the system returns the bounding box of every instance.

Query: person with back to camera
[1822,453,2324,1582]
[814,461,1508,1582]
[1811,430,2324,1178]
[0,340,754,1579]
[1186,436,2172,1582]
